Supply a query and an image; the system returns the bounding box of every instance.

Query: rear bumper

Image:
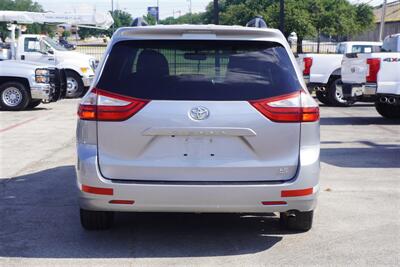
[76,144,320,213]
[340,82,377,102]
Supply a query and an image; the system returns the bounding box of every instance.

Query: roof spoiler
[246,16,268,28]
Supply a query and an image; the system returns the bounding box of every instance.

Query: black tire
[375,102,400,119]
[27,99,42,109]
[280,210,314,232]
[326,78,355,107]
[0,81,31,111]
[316,90,330,105]
[80,208,114,230]
[66,70,84,98]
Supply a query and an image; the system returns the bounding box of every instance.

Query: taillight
[303,57,313,76]
[78,88,149,121]
[366,58,380,83]
[249,90,319,123]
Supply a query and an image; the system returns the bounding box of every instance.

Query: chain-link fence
[290,43,338,54]
[76,45,107,60]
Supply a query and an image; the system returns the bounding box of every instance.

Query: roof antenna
[131,17,148,27]
[246,16,268,28]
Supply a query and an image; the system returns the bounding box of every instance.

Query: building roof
[374,0,400,22]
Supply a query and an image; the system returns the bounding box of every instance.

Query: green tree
[106,9,133,36]
[144,14,157,25]
[267,1,316,52]
[160,12,204,25]
[78,9,133,39]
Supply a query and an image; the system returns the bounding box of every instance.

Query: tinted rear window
[97,40,301,101]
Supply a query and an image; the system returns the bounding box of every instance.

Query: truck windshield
[43,37,68,51]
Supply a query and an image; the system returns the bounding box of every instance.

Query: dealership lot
[0,100,399,266]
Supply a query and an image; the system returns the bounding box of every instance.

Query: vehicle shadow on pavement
[0,166,292,259]
[321,141,400,168]
[320,116,400,125]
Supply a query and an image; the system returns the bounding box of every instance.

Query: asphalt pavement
[0,100,399,267]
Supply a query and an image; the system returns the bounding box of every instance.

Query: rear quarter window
[97,40,301,101]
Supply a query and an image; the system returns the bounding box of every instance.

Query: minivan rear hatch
[95,40,303,182]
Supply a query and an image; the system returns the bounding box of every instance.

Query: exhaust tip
[380,96,388,103]
[388,97,396,105]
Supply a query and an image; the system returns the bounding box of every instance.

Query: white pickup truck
[0,58,66,110]
[341,34,400,118]
[298,41,382,106]
[4,34,97,98]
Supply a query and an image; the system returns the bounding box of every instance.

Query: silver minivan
[76,25,320,231]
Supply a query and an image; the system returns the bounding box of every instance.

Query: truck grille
[49,68,67,101]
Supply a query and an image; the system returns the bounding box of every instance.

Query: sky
[35,0,397,20]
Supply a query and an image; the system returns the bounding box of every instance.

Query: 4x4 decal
[383,58,400,62]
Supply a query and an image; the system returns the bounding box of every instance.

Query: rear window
[97,40,301,101]
[382,37,399,52]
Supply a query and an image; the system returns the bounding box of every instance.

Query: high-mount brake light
[249,90,319,123]
[78,88,149,121]
[303,57,313,76]
[366,58,380,83]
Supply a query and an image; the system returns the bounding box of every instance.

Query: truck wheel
[375,102,400,119]
[280,210,314,232]
[326,78,355,107]
[316,90,330,105]
[27,100,42,109]
[66,70,84,98]
[0,82,30,111]
[80,208,114,230]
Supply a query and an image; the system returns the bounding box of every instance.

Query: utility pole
[213,0,219,25]
[188,0,192,14]
[111,0,114,33]
[379,0,387,41]
[157,0,159,23]
[279,0,284,33]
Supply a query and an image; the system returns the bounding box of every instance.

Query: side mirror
[47,49,54,55]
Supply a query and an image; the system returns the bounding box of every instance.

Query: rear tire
[326,78,355,107]
[27,99,42,109]
[375,102,400,119]
[316,90,330,105]
[80,208,114,230]
[0,82,31,111]
[280,210,314,232]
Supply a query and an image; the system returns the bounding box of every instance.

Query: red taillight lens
[281,188,313,197]
[366,58,381,83]
[303,57,313,76]
[249,91,319,123]
[78,88,149,121]
[82,184,114,195]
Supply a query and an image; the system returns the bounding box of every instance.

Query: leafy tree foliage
[159,0,375,52]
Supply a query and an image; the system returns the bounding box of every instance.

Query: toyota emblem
[189,106,210,120]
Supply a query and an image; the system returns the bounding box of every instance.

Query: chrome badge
[189,106,210,120]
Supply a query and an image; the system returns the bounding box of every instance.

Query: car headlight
[35,68,50,83]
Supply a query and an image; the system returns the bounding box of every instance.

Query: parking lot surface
[0,100,399,267]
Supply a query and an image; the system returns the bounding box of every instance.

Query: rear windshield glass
[97,40,301,101]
